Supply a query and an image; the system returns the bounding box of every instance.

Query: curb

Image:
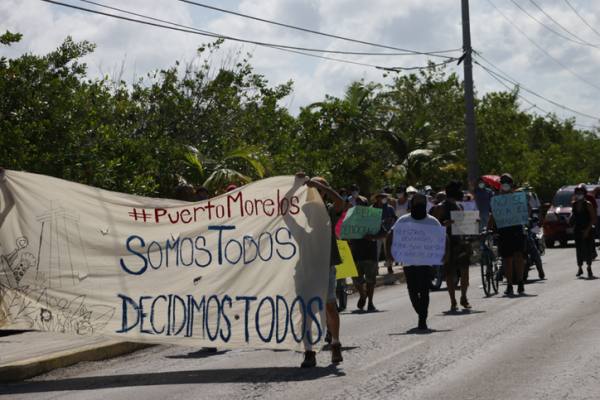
[0,341,154,384]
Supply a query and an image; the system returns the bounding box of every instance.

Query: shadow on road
[348,309,388,315]
[166,349,231,359]
[0,366,346,394]
[389,328,452,336]
[439,309,486,316]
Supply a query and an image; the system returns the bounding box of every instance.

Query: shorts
[498,231,526,258]
[441,242,473,277]
[327,264,337,303]
[351,260,378,286]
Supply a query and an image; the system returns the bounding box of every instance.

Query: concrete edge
[0,341,154,384]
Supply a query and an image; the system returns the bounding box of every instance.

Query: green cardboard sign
[339,205,383,239]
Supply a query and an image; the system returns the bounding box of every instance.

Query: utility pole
[461,0,478,183]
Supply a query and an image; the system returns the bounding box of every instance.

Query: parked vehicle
[543,185,600,248]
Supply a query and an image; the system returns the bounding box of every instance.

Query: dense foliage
[2,32,599,203]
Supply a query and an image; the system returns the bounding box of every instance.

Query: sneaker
[450,301,459,311]
[331,343,343,363]
[538,268,545,280]
[301,351,316,368]
[517,281,525,294]
[460,297,472,309]
[504,285,514,295]
[324,330,332,344]
[357,296,366,309]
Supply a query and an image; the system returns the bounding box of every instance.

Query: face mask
[381,197,388,204]
[411,202,427,220]
[352,191,358,197]
[418,189,425,194]
[408,193,414,199]
[397,193,404,199]
[341,195,348,201]
[523,189,530,194]
[478,183,485,189]
[501,183,511,192]
[576,194,584,201]
[463,197,470,202]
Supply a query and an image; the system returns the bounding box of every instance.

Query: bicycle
[480,231,499,296]
[335,278,352,312]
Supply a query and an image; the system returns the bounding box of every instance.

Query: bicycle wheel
[429,265,442,291]
[336,279,347,312]
[491,257,500,293]
[480,252,492,297]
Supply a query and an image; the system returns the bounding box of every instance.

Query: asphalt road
[2,245,600,400]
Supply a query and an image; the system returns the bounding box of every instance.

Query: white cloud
[1,0,598,127]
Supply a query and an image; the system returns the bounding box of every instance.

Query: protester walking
[296,172,345,367]
[569,184,597,277]
[394,186,410,218]
[486,174,528,295]
[350,196,387,311]
[386,194,449,329]
[434,180,473,310]
[372,189,398,275]
[469,177,494,234]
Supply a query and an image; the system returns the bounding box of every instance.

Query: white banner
[451,211,480,235]
[391,222,446,265]
[0,171,330,352]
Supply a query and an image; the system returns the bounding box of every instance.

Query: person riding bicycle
[486,174,529,295]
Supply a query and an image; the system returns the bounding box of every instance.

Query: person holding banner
[469,177,494,235]
[350,195,387,311]
[569,185,597,278]
[486,174,529,295]
[296,172,345,367]
[433,180,473,310]
[385,194,449,330]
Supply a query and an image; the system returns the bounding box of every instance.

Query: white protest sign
[0,171,330,352]
[457,201,478,211]
[451,211,479,235]
[391,222,446,265]
[491,192,529,228]
[596,199,600,216]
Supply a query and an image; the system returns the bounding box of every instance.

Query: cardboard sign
[391,222,446,266]
[335,241,358,280]
[491,192,529,228]
[0,171,330,352]
[457,201,478,211]
[451,211,480,235]
[339,205,383,239]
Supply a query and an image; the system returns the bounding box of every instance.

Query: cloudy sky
[2,0,599,128]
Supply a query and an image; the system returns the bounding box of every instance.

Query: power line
[176,0,460,59]
[508,0,599,48]
[41,0,449,71]
[474,55,599,127]
[528,0,599,47]
[487,0,600,92]
[79,0,451,57]
[376,58,456,72]
[564,0,600,39]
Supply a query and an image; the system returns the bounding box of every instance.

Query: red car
[543,184,599,248]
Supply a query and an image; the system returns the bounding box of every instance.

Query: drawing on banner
[36,200,92,288]
[0,200,114,333]
[0,237,36,288]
